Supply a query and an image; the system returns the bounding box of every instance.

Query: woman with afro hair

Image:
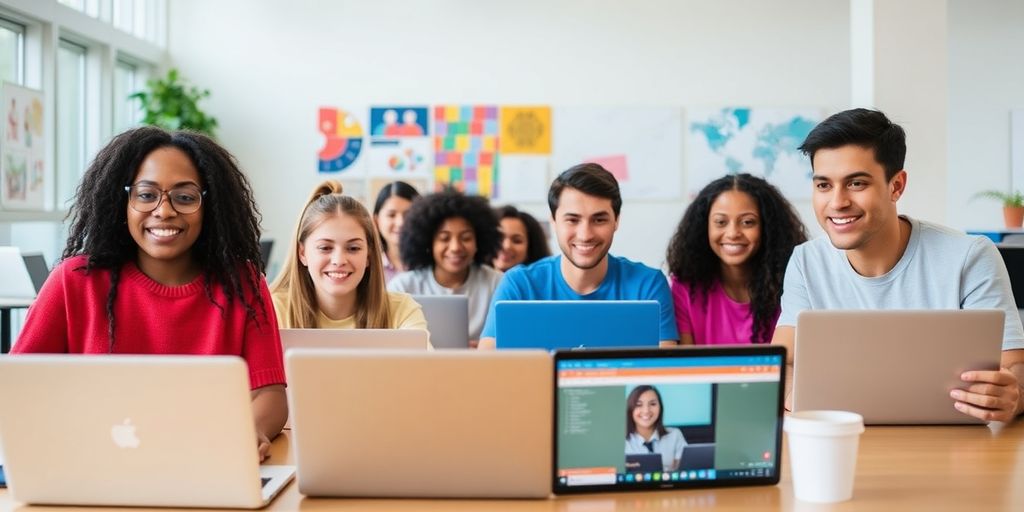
[387,190,503,345]
[666,173,806,345]
[12,126,286,461]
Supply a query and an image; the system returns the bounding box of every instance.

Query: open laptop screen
[553,346,784,494]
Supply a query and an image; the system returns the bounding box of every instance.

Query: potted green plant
[130,68,218,137]
[974,190,1024,228]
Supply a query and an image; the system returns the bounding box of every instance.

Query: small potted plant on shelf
[974,190,1024,228]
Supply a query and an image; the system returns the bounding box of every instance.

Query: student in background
[479,164,678,348]
[387,191,503,345]
[773,108,1024,422]
[492,205,551,271]
[271,180,427,334]
[666,174,806,345]
[625,385,686,473]
[373,181,421,283]
[13,126,286,460]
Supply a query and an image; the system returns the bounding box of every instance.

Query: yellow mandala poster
[499,106,551,155]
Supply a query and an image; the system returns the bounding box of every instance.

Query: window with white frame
[56,39,86,210]
[113,58,147,134]
[0,18,23,85]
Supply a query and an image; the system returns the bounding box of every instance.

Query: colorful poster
[1,83,45,210]
[499,106,551,154]
[434,105,499,197]
[367,106,433,181]
[552,107,683,200]
[687,107,821,199]
[318,107,365,174]
[370,106,428,137]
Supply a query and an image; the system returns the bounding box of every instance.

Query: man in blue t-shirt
[478,163,678,348]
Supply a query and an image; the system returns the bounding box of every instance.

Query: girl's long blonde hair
[270,180,392,328]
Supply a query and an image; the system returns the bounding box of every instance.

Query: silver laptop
[793,310,1004,425]
[412,294,470,348]
[286,349,552,498]
[0,247,36,298]
[0,355,295,508]
[280,328,429,351]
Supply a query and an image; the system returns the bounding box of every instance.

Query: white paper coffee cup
[784,410,864,503]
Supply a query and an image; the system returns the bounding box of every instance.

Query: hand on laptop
[257,433,272,462]
[951,369,1020,423]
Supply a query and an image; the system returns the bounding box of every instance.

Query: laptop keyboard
[261,477,271,488]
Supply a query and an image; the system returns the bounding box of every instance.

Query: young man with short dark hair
[478,163,678,348]
[773,108,1024,423]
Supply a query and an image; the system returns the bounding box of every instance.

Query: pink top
[670,278,778,345]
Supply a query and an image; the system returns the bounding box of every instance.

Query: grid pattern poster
[434,105,499,197]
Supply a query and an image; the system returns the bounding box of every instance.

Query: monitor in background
[996,244,1024,308]
[0,247,36,299]
[20,252,50,294]
[0,355,294,508]
[279,328,429,351]
[285,349,552,498]
[495,300,661,350]
[794,310,1003,425]
[259,239,274,271]
[554,346,785,494]
[411,295,469,349]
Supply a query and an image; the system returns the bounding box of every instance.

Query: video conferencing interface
[555,353,783,490]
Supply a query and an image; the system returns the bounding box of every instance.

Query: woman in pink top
[666,174,806,344]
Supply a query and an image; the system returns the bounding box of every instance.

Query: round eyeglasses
[125,184,206,215]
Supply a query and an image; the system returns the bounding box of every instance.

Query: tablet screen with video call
[553,346,785,494]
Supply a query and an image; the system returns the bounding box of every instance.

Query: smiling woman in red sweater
[13,126,286,461]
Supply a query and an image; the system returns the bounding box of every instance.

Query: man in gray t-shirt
[772,108,1024,423]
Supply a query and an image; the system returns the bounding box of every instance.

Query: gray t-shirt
[387,265,503,341]
[778,216,1024,350]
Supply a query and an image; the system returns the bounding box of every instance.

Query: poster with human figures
[367,106,433,180]
[1,83,46,210]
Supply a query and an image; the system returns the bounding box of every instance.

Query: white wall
[947,0,1024,231]
[166,0,852,273]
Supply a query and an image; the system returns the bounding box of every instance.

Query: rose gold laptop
[285,349,552,498]
[793,310,1004,424]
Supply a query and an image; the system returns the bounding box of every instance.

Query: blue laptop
[494,300,661,350]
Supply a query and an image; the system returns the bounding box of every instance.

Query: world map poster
[687,107,821,199]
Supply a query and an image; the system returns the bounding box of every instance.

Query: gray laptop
[285,349,552,498]
[794,310,1004,425]
[19,252,50,294]
[0,355,294,508]
[279,328,429,351]
[412,294,470,348]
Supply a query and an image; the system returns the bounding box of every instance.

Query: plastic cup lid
[784,410,865,437]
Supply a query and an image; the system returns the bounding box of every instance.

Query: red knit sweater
[13,255,285,389]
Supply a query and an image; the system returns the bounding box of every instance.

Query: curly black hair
[63,126,266,350]
[495,205,551,265]
[398,191,501,270]
[666,174,807,344]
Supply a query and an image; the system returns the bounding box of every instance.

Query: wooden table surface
[2,422,1022,511]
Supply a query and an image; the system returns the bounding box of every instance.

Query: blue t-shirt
[480,254,679,340]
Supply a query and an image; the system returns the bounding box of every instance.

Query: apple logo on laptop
[111,418,140,448]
